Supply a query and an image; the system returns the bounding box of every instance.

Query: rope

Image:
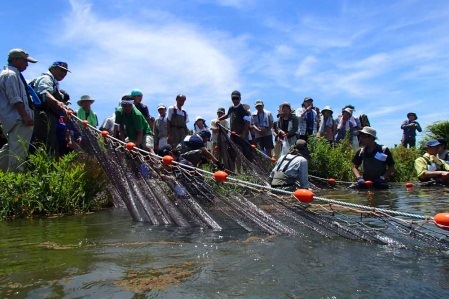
[68,114,432,222]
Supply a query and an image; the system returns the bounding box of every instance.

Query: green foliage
[388,146,420,182]
[308,136,421,182]
[308,136,356,181]
[0,148,110,220]
[421,120,449,147]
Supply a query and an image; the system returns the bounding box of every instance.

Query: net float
[328,178,336,186]
[405,182,413,188]
[293,189,314,203]
[213,171,228,182]
[434,213,449,231]
[162,155,173,165]
[81,120,89,127]
[214,146,219,151]
[251,144,256,149]
[231,131,236,135]
[365,180,373,187]
[270,157,277,162]
[126,142,136,150]
[66,110,73,115]
[101,131,109,138]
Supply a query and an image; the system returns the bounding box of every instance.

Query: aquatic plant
[0,148,110,219]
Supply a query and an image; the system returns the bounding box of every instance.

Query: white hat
[195,116,205,122]
[77,95,94,106]
[359,126,377,139]
[157,103,166,109]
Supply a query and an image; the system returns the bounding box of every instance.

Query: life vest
[359,144,388,181]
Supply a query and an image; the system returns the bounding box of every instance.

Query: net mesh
[70,115,449,253]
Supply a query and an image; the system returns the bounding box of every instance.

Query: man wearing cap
[131,89,154,128]
[0,48,37,172]
[269,139,311,191]
[153,103,168,153]
[32,60,70,154]
[273,102,298,158]
[401,112,422,148]
[77,95,98,127]
[415,139,449,184]
[218,90,252,164]
[351,127,395,189]
[176,131,224,169]
[167,94,189,147]
[251,100,274,157]
[296,97,319,142]
[210,107,229,148]
[115,95,153,152]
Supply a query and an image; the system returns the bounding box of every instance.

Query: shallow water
[1,185,449,298]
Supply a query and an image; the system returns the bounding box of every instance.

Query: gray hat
[289,139,310,159]
[157,103,166,110]
[8,48,37,63]
[407,112,418,120]
[280,102,292,111]
[77,95,94,106]
[425,139,440,147]
[358,126,377,139]
[321,106,333,114]
[217,107,225,114]
[254,100,264,107]
[231,90,241,98]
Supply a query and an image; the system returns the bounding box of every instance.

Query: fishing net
[69,115,449,253]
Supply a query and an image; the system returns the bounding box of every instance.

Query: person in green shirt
[115,95,153,152]
[77,95,98,127]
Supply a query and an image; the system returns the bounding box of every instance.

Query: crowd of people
[1,48,448,190]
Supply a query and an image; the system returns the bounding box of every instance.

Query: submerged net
[69,115,449,253]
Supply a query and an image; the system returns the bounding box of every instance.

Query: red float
[213,171,228,182]
[126,142,136,150]
[434,213,449,231]
[231,131,236,136]
[328,178,336,186]
[214,146,219,151]
[405,182,414,188]
[251,144,256,149]
[293,189,314,203]
[270,157,277,162]
[66,110,73,116]
[365,180,373,187]
[81,120,89,127]
[162,155,174,165]
[101,131,109,138]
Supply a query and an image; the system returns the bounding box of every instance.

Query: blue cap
[130,89,143,97]
[425,139,440,147]
[51,61,70,72]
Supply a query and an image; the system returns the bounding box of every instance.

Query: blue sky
[2,0,448,147]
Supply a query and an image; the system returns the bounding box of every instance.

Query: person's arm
[136,130,143,146]
[240,119,250,140]
[119,124,126,141]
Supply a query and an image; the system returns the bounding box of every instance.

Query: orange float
[162,155,174,165]
[405,182,414,188]
[126,142,136,150]
[213,171,228,182]
[293,189,314,203]
[434,213,449,231]
[101,130,109,138]
[365,180,373,187]
[231,131,236,136]
[66,110,73,116]
[270,157,277,162]
[328,178,336,186]
[251,144,256,149]
[81,120,89,127]
[214,145,219,151]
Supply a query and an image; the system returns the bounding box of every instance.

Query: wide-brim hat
[77,95,94,106]
[407,112,417,120]
[157,103,166,110]
[321,105,333,114]
[279,102,292,111]
[358,126,377,139]
[289,139,311,159]
[254,100,264,107]
[195,116,205,122]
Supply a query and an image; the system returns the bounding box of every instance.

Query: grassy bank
[0,148,111,220]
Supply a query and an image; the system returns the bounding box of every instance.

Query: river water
[1,185,449,298]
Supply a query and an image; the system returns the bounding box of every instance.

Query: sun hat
[8,48,37,63]
[289,139,311,159]
[358,126,377,139]
[130,89,143,97]
[321,106,333,114]
[280,102,292,111]
[77,95,94,106]
[217,107,225,114]
[342,107,353,115]
[51,61,71,72]
[303,97,313,102]
[407,112,418,120]
[254,100,264,107]
[195,116,205,122]
[157,103,166,110]
[425,139,440,147]
[231,90,241,98]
